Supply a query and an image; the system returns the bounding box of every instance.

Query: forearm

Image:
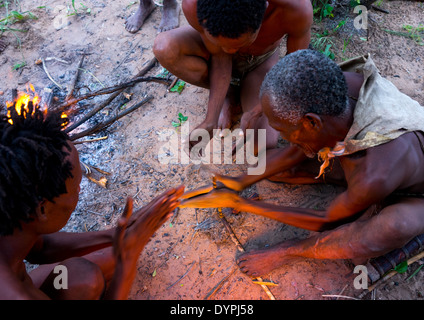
[26,229,114,264]
[204,54,232,123]
[236,145,306,188]
[104,260,138,300]
[240,198,330,231]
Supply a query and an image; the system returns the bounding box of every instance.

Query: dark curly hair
[260,49,349,124]
[0,99,72,236]
[197,0,267,38]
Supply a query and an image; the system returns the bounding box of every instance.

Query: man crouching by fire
[0,97,183,299]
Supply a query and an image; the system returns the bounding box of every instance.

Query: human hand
[183,120,216,160]
[239,107,263,136]
[179,188,244,209]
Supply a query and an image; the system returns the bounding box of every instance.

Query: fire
[5,84,68,126]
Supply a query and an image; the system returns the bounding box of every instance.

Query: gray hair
[260,49,349,124]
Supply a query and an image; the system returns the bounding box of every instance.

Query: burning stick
[80,161,110,188]
[69,95,153,141]
[57,75,170,111]
[64,57,157,133]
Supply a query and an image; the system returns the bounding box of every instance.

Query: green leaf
[394,261,408,274]
[169,79,186,94]
[10,11,24,20]
[172,121,181,127]
[152,269,157,277]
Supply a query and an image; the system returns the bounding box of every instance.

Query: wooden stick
[167,262,196,290]
[358,250,424,299]
[64,57,157,133]
[73,136,108,145]
[217,207,276,300]
[66,54,86,101]
[69,95,153,140]
[204,266,237,300]
[322,294,360,300]
[41,58,63,90]
[58,76,169,111]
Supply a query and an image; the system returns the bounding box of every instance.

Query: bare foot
[158,0,180,32]
[125,1,156,33]
[237,241,298,277]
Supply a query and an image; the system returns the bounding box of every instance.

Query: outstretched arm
[180,177,392,232]
[26,229,114,264]
[214,145,306,191]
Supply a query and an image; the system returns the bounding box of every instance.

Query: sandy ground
[0,0,423,300]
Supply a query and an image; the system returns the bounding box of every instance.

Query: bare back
[340,131,424,198]
[182,0,313,56]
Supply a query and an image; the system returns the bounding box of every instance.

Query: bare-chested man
[180,49,424,277]
[153,0,312,149]
[125,0,180,33]
[0,103,184,299]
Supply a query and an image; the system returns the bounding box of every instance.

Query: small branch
[217,207,276,300]
[204,266,237,300]
[58,76,169,111]
[69,95,153,141]
[166,262,196,290]
[66,53,86,101]
[64,57,157,133]
[41,58,63,90]
[73,136,108,145]
[322,294,360,300]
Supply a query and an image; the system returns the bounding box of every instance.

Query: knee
[384,210,419,245]
[59,257,105,300]
[153,32,179,65]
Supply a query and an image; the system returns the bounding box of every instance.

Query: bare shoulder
[268,0,313,32]
[343,132,424,192]
[182,0,202,32]
[270,0,313,19]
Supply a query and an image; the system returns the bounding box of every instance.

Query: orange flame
[6,84,68,126]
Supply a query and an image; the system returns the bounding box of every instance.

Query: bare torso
[182,0,312,56]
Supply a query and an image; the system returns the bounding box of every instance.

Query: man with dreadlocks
[0,102,184,299]
[180,49,424,277]
[153,0,312,151]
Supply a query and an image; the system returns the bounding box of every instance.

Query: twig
[252,280,279,287]
[64,57,157,133]
[217,208,276,300]
[167,262,196,290]
[322,294,360,300]
[204,266,237,300]
[69,95,153,140]
[371,4,389,14]
[73,136,108,145]
[167,77,179,92]
[358,250,424,299]
[66,54,86,101]
[41,58,63,90]
[57,75,170,111]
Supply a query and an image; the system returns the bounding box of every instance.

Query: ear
[34,200,48,222]
[301,113,323,132]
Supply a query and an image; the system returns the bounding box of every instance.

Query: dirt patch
[1,0,423,300]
